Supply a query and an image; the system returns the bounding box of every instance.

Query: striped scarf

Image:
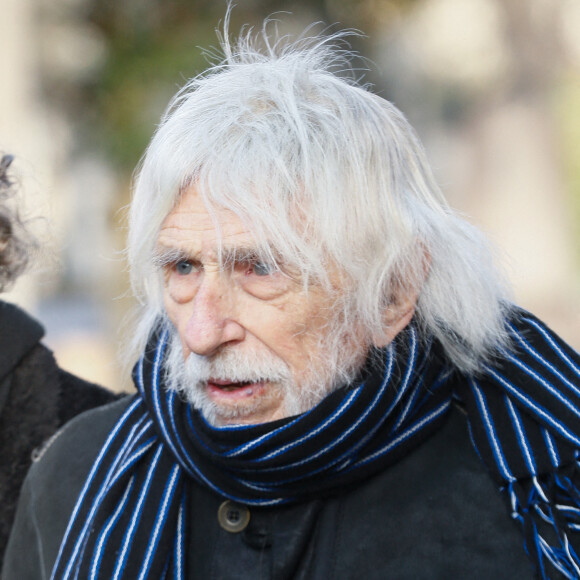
[51,307,580,579]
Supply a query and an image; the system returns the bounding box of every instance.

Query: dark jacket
[0,300,118,568]
[3,396,534,579]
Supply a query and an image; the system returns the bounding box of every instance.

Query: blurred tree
[45,0,426,172]
[78,0,334,169]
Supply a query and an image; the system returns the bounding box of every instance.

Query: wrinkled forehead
[158,181,294,268]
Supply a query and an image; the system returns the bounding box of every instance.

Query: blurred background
[1,0,579,393]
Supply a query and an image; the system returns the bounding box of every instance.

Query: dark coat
[0,300,118,568]
[3,397,535,579]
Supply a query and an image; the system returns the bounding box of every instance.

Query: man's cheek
[163,294,184,333]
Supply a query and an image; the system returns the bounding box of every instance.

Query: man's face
[157,184,367,426]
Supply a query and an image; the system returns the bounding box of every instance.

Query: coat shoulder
[32,395,135,473]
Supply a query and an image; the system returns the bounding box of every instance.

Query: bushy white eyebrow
[152,245,191,270]
[220,246,278,268]
[152,242,280,271]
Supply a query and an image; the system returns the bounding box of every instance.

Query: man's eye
[175,260,194,276]
[252,261,274,276]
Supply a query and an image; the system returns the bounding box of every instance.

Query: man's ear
[371,290,419,349]
[371,249,430,348]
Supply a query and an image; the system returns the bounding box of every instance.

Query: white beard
[163,324,366,426]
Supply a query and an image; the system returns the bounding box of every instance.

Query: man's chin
[177,383,274,426]
[198,398,280,427]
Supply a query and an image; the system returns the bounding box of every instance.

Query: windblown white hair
[127,17,511,372]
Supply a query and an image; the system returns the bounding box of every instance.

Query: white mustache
[181,348,292,385]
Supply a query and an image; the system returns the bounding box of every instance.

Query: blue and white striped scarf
[51,307,580,579]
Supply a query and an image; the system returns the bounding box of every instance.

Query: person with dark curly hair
[0,155,29,288]
[0,153,119,568]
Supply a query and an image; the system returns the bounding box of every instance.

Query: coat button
[217,500,251,533]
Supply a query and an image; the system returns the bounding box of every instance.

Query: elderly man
[4,18,580,580]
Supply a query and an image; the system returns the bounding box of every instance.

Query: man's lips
[207,378,268,400]
[209,378,252,390]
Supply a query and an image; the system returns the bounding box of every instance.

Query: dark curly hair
[0,154,32,291]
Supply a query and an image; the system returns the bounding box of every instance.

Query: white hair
[127,16,511,373]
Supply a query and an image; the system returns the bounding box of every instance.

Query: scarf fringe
[507,462,580,579]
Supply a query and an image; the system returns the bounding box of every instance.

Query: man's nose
[182,273,245,357]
